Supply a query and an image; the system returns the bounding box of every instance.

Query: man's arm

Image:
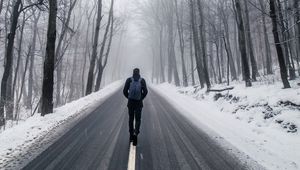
[141,79,148,100]
[123,78,130,98]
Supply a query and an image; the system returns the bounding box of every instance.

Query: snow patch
[152,80,300,170]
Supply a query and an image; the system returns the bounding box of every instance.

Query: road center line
[127,143,136,170]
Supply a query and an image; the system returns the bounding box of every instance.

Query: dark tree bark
[189,27,195,86]
[243,0,258,81]
[294,0,300,74]
[0,0,4,15]
[216,39,222,84]
[41,0,57,116]
[277,0,296,80]
[269,0,291,88]
[159,26,165,83]
[233,0,252,87]
[95,0,114,91]
[86,0,102,95]
[219,2,238,80]
[234,23,241,76]
[0,0,22,126]
[259,0,273,74]
[197,0,211,89]
[189,0,205,88]
[283,0,296,79]
[223,36,230,85]
[81,8,94,97]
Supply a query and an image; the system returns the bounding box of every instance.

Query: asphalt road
[22,89,260,170]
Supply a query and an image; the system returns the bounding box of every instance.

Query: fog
[0,0,298,121]
[103,0,154,83]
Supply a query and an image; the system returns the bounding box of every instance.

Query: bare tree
[95,0,115,91]
[41,0,58,116]
[294,0,300,74]
[269,0,290,88]
[166,0,180,86]
[86,0,102,95]
[243,0,258,81]
[219,1,238,80]
[189,0,205,88]
[258,0,273,75]
[233,0,252,87]
[27,10,41,109]
[174,0,188,87]
[55,0,78,106]
[197,0,211,89]
[0,0,22,126]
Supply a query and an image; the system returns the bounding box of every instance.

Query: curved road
[22,89,261,170]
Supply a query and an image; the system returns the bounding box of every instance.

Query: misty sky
[110,0,153,80]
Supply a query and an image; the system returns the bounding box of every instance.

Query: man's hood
[132,73,141,81]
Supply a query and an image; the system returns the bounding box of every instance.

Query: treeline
[139,0,299,89]
[0,0,121,127]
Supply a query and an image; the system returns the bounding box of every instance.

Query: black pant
[128,106,142,135]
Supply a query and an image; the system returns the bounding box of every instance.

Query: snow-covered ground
[152,80,300,170]
[0,81,122,169]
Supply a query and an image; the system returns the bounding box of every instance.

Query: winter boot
[130,133,134,142]
[132,134,137,146]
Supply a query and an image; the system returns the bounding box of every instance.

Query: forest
[0,0,299,128]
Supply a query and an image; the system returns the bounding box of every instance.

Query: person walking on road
[123,68,148,146]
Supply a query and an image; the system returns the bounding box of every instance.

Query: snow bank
[0,81,122,169]
[152,80,300,170]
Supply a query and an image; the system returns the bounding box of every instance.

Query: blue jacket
[123,74,148,108]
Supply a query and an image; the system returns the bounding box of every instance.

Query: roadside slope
[152,82,300,170]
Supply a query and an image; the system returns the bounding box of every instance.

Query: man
[123,68,148,146]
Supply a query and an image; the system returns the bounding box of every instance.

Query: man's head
[133,68,140,75]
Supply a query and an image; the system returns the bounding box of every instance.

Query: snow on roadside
[0,81,122,169]
[152,81,300,170]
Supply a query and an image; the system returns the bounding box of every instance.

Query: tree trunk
[294,0,300,75]
[15,47,31,119]
[277,0,296,80]
[167,0,180,86]
[234,0,252,87]
[174,0,188,87]
[81,9,94,97]
[259,0,273,74]
[69,34,79,101]
[234,24,241,76]
[197,0,211,89]
[220,5,238,80]
[216,41,222,83]
[0,0,22,126]
[209,35,217,83]
[269,0,291,88]
[189,0,204,88]
[0,0,4,15]
[55,0,77,106]
[159,26,165,83]
[27,11,41,109]
[41,0,57,116]
[284,0,296,79]
[86,0,102,95]
[244,0,258,81]
[95,0,114,91]
[189,28,195,86]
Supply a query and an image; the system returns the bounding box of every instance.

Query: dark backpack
[128,77,142,100]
